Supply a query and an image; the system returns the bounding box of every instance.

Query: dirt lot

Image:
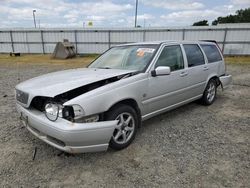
[0,55,249,187]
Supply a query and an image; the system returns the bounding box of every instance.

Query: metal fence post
[143,29,146,42]
[74,30,78,54]
[222,28,228,55]
[41,30,45,54]
[182,29,185,40]
[108,30,111,48]
[26,31,30,53]
[10,30,14,53]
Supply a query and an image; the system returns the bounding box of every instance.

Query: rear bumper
[16,103,117,153]
[219,74,232,89]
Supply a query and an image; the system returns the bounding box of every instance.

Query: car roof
[115,40,216,47]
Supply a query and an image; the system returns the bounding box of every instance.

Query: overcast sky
[1,0,250,28]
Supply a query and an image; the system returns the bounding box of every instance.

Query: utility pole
[134,0,138,27]
[33,10,37,28]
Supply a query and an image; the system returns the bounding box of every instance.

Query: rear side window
[200,44,222,63]
[183,44,205,67]
[155,45,184,71]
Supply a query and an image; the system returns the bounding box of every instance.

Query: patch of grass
[0,54,249,68]
[0,54,98,68]
[224,56,250,66]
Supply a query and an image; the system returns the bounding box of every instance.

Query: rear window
[183,44,205,67]
[200,44,222,63]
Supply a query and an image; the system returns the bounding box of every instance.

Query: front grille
[16,89,29,104]
[30,96,50,112]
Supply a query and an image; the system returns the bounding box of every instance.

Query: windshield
[88,45,158,71]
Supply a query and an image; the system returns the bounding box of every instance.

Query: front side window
[200,44,222,63]
[88,45,158,71]
[155,45,184,71]
[183,44,205,67]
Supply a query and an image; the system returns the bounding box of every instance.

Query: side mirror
[151,66,171,77]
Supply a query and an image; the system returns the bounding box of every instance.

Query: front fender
[64,73,148,116]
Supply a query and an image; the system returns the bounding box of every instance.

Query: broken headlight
[61,105,85,121]
[71,105,85,119]
[45,103,85,122]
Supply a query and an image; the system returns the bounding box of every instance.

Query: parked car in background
[15,40,232,153]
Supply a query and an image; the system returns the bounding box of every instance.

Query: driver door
[143,44,189,116]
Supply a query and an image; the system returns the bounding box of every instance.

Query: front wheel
[106,104,138,150]
[201,79,217,105]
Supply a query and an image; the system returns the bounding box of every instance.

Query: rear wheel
[106,104,138,150]
[201,79,217,105]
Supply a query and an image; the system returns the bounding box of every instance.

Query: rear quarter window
[200,44,222,63]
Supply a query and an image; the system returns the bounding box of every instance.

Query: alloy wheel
[113,112,135,144]
[207,82,216,103]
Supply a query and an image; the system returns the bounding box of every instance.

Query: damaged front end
[15,72,138,153]
[28,72,137,123]
[15,67,140,153]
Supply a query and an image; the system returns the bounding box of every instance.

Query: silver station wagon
[16,41,232,153]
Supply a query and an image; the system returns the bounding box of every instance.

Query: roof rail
[199,40,217,44]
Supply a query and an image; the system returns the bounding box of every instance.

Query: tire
[106,104,139,150]
[201,79,217,105]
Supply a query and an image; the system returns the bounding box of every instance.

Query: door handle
[203,66,209,71]
[180,71,188,77]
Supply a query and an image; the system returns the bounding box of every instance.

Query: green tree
[212,7,250,25]
[192,20,209,26]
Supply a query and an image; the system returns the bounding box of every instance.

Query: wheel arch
[106,98,142,127]
[209,76,220,87]
[206,74,221,87]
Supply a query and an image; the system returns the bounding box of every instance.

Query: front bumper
[16,104,117,153]
[219,74,232,89]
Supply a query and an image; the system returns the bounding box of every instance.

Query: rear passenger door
[200,44,224,77]
[182,44,209,97]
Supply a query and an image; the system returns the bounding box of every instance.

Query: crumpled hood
[16,68,135,97]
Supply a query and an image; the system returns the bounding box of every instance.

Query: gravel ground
[0,61,249,187]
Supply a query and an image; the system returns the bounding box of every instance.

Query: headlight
[45,103,60,121]
[45,103,85,122]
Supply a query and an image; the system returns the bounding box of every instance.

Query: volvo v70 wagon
[16,41,232,153]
